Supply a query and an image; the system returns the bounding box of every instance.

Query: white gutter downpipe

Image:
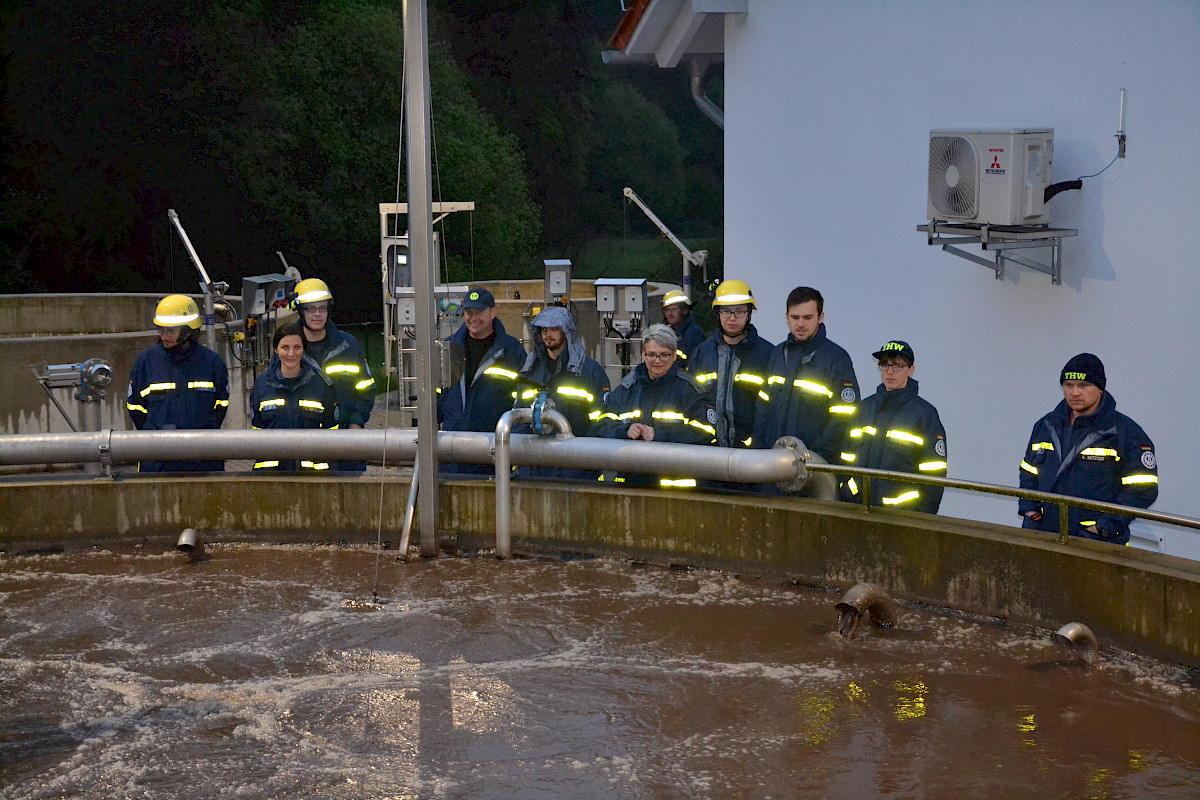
[494,407,573,559]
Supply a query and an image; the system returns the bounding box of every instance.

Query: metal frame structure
[918,220,1078,284]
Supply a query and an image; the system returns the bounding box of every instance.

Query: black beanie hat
[1060,353,1106,391]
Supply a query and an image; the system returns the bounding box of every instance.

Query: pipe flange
[772,436,810,494]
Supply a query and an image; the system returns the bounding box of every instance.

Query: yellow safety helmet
[712,279,756,309]
[662,289,692,308]
[153,294,202,329]
[292,278,333,308]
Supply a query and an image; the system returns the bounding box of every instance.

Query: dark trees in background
[0,0,722,311]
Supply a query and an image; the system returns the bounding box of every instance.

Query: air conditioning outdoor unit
[928,128,1054,226]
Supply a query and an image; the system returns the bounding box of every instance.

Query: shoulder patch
[935,438,946,457]
[840,386,856,403]
[707,407,717,425]
[1141,450,1156,470]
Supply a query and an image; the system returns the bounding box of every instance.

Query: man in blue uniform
[126,294,230,472]
[688,279,773,449]
[1019,353,1158,545]
[591,324,715,488]
[291,278,375,472]
[751,286,858,464]
[438,287,526,475]
[840,341,947,513]
[514,305,610,480]
[661,290,705,370]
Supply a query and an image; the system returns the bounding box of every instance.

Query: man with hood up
[514,305,610,479]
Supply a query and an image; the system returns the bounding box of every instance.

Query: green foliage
[586,82,686,239]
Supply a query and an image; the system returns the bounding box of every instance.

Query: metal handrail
[810,462,1194,545]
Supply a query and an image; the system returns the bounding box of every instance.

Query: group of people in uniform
[125,276,1158,547]
[126,279,374,473]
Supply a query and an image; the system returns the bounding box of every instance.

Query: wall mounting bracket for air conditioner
[918,220,1077,284]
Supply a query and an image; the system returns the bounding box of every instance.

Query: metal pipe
[2,431,1194,539]
[836,582,897,638]
[688,58,724,130]
[398,451,419,558]
[1053,621,1099,664]
[494,408,573,559]
[403,0,441,558]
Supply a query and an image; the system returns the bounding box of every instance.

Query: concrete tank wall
[2,476,1198,669]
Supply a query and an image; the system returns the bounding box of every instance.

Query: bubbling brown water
[1,545,1198,799]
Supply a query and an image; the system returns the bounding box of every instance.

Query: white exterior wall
[722,2,1200,556]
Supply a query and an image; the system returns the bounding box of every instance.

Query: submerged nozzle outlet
[1052,622,1099,664]
[176,528,201,556]
[836,582,897,639]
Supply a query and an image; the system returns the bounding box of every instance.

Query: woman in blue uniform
[250,323,340,471]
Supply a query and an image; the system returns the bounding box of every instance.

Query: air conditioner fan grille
[929,136,978,219]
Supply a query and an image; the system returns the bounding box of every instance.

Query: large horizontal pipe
[0,429,807,487]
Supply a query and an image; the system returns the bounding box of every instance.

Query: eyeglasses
[878,362,911,373]
[716,307,749,318]
[643,351,675,362]
[302,304,329,315]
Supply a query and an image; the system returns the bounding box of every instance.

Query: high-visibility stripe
[918,460,947,471]
[215,399,229,408]
[259,398,285,411]
[1020,460,1038,475]
[254,460,279,469]
[589,410,605,420]
[863,426,877,436]
[140,382,176,397]
[298,400,325,412]
[1121,474,1158,485]
[652,410,686,422]
[1080,447,1118,458]
[301,461,331,470]
[483,367,519,380]
[847,478,859,495]
[688,419,716,435]
[758,391,770,402]
[793,379,833,398]
[556,386,594,402]
[617,410,641,420]
[1031,442,1054,452]
[694,372,717,383]
[829,404,855,415]
[187,381,215,389]
[849,428,863,438]
[675,350,688,360]
[1080,520,1097,527]
[841,452,856,463]
[521,389,539,400]
[126,403,148,414]
[326,364,360,375]
[743,437,753,446]
[356,378,375,390]
[660,478,697,488]
[156,313,197,325]
[768,376,787,385]
[887,429,924,446]
[735,373,764,385]
[882,490,921,506]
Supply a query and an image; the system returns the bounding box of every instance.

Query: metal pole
[399,451,419,556]
[494,408,572,559]
[403,0,440,557]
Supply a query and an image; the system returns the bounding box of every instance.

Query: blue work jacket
[1018,392,1158,544]
[751,324,859,464]
[590,362,715,487]
[250,356,340,472]
[688,323,774,448]
[840,379,947,513]
[672,314,706,371]
[126,340,230,472]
